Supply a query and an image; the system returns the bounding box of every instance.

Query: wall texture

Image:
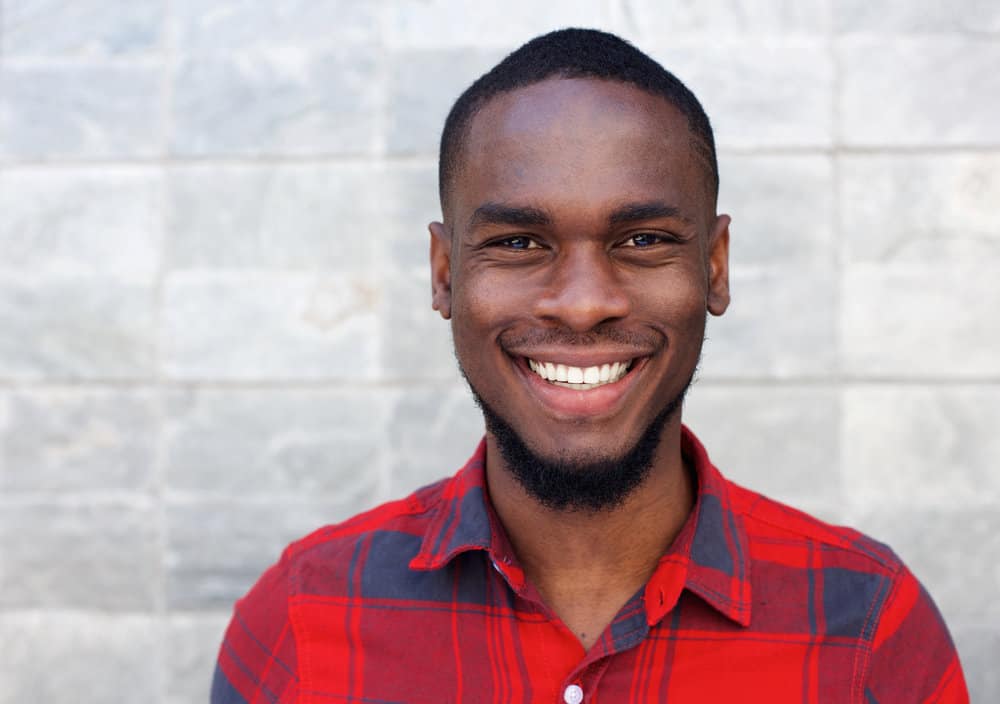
[0,1,998,701]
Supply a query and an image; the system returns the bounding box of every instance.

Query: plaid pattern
[212,427,968,703]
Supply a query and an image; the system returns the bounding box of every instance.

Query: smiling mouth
[526,358,633,390]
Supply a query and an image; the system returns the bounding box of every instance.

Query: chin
[470,377,689,512]
[528,437,637,468]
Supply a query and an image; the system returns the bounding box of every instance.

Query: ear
[429,221,453,319]
[706,214,731,316]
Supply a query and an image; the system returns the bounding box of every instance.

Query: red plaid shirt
[212,427,968,703]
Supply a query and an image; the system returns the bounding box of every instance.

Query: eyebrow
[468,202,551,230]
[466,200,692,231]
[608,201,690,226]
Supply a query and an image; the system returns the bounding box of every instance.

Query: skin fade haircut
[438,27,720,213]
[440,28,718,512]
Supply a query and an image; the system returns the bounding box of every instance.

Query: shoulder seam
[737,505,899,575]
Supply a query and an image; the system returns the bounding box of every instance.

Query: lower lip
[512,356,644,418]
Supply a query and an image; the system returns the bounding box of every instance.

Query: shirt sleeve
[211,549,299,703]
[863,565,968,704]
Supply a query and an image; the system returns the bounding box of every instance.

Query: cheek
[455,260,540,322]
[635,272,707,327]
[450,276,519,365]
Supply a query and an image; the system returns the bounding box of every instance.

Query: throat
[530,571,643,652]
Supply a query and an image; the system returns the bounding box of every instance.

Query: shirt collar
[408,438,507,566]
[643,428,752,627]
[409,427,752,627]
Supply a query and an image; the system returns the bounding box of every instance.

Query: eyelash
[493,236,541,250]
[623,233,662,248]
[621,232,684,248]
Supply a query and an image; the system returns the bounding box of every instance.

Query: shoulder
[686,425,902,589]
[272,476,453,593]
[728,479,901,576]
[225,476,453,625]
[726,480,966,698]
[725,480,910,647]
[212,477,454,701]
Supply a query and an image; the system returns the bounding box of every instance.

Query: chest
[289,593,863,704]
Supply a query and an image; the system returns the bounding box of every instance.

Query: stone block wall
[0,2,997,701]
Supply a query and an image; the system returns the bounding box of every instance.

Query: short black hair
[438,28,718,215]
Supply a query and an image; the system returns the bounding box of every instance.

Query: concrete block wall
[0,2,997,701]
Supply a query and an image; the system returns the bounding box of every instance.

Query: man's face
[431,77,730,472]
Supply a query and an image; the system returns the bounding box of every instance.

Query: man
[212,29,967,703]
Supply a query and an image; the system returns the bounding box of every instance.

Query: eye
[495,235,541,250]
[622,232,669,248]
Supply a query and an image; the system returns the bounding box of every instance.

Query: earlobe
[706,214,731,316]
[429,221,453,320]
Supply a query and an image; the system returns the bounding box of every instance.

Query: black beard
[464,370,693,513]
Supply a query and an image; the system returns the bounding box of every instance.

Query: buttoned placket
[489,541,669,703]
[557,649,617,704]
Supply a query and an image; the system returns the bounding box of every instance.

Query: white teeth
[526,358,633,389]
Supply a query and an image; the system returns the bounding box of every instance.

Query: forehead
[451,77,712,227]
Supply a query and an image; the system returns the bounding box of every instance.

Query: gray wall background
[0,1,998,701]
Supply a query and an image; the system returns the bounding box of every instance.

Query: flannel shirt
[212,427,968,703]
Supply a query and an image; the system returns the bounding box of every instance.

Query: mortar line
[152,1,174,701]
[827,0,847,491]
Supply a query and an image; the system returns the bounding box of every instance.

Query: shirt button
[563,684,584,704]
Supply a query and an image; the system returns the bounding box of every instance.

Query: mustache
[499,325,662,350]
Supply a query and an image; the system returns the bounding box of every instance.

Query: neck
[485,420,695,647]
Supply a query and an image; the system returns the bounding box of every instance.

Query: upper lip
[507,349,652,367]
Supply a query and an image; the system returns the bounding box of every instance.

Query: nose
[532,244,631,331]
